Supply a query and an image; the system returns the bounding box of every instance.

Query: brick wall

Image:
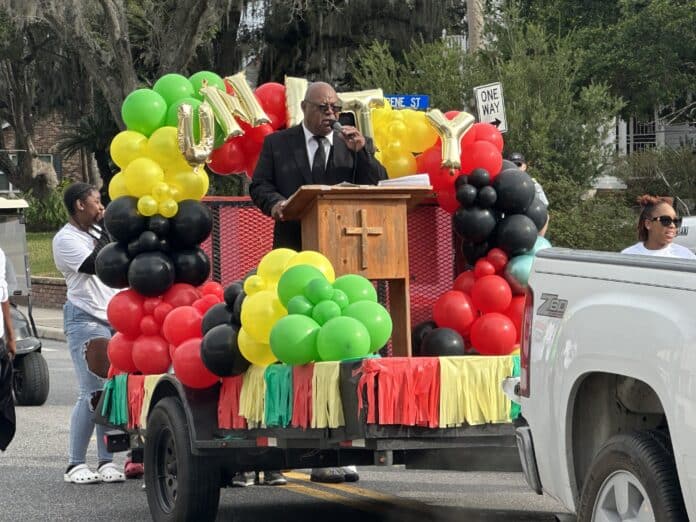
[29,277,67,309]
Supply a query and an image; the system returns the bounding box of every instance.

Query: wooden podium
[283,184,433,356]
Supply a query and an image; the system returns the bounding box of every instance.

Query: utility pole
[466,0,484,53]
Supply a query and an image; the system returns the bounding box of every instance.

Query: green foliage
[207,171,246,196]
[26,232,61,278]
[23,180,69,232]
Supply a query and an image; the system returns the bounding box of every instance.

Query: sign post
[473,82,508,133]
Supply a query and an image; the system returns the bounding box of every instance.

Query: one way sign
[473,82,508,133]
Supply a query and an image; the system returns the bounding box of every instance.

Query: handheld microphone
[332,121,358,184]
[331,121,343,133]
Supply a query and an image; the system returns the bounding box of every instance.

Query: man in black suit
[250,81,387,251]
[249,82,386,484]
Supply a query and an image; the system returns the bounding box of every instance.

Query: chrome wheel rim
[592,470,655,522]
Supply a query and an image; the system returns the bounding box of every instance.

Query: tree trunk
[466,0,485,53]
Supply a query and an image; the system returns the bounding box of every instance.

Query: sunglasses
[650,215,682,227]
[304,100,343,113]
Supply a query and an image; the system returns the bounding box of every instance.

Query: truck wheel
[145,397,220,522]
[13,352,50,406]
[578,431,688,522]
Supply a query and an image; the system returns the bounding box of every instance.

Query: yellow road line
[283,483,392,515]
[284,471,432,515]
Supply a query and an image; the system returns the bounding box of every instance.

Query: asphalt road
[0,340,571,521]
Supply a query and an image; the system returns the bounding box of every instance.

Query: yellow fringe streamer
[312,362,345,428]
[439,356,513,428]
[239,365,267,427]
[140,374,165,429]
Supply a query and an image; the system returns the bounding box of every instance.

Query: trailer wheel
[578,431,687,522]
[145,397,220,522]
[13,352,49,406]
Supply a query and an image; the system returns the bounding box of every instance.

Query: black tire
[13,351,50,406]
[144,397,221,522]
[578,431,688,522]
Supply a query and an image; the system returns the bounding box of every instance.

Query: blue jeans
[64,301,113,466]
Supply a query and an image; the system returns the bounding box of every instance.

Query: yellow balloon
[151,182,171,202]
[110,130,147,169]
[108,172,129,200]
[240,290,287,344]
[284,251,335,283]
[167,170,208,200]
[147,126,186,171]
[137,195,158,216]
[158,199,178,218]
[243,275,266,295]
[257,248,298,285]
[238,328,277,367]
[387,119,408,141]
[124,157,164,197]
[402,110,438,153]
[169,185,182,202]
[384,152,418,179]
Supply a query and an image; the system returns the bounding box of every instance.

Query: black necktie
[311,135,326,183]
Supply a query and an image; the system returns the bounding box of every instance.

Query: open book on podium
[282,182,434,356]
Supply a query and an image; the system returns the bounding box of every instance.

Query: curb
[36,326,66,342]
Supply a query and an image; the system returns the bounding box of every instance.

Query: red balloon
[416,146,444,186]
[266,111,285,131]
[473,122,504,152]
[163,283,201,308]
[504,295,526,343]
[436,189,459,215]
[208,139,246,175]
[107,332,139,373]
[471,275,513,314]
[246,123,274,144]
[143,297,162,314]
[254,82,286,126]
[172,337,219,389]
[432,290,477,337]
[107,289,145,339]
[460,140,503,178]
[153,302,174,325]
[199,281,224,300]
[168,343,179,360]
[162,305,203,346]
[444,110,459,120]
[245,148,262,177]
[132,335,171,374]
[140,315,160,336]
[453,270,476,294]
[486,248,509,273]
[470,313,517,355]
[192,294,219,315]
[474,259,496,279]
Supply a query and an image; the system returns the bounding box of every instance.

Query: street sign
[384,94,430,110]
[473,82,507,133]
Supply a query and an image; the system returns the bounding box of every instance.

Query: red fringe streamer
[291,364,314,429]
[218,375,246,430]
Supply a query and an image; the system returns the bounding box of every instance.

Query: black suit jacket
[249,124,388,250]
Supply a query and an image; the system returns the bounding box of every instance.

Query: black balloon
[104,196,147,243]
[148,215,170,238]
[496,214,538,256]
[421,328,466,356]
[525,197,549,231]
[231,290,246,325]
[453,206,497,244]
[159,238,171,254]
[468,168,490,188]
[411,320,437,356]
[492,170,536,214]
[456,184,478,208]
[501,159,517,171]
[138,230,160,252]
[476,185,497,208]
[128,251,175,297]
[95,242,130,288]
[454,174,469,190]
[202,303,234,334]
[200,323,250,377]
[168,200,213,249]
[223,281,244,308]
[172,248,211,286]
[461,241,490,266]
[127,238,142,258]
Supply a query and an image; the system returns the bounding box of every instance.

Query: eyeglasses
[650,215,682,227]
[304,100,343,113]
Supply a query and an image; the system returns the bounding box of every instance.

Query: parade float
[91,69,549,521]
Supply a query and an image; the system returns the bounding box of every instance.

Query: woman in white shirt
[52,182,124,484]
[621,195,696,259]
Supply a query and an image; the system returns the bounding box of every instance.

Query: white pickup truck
[510,248,695,521]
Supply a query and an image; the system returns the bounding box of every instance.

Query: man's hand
[271,200,287,221]
[337,125,366,152]
[6,338,15,360]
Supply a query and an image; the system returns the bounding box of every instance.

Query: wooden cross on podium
[343,209,383,269]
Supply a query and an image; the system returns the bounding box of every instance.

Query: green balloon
[269,314,320,365]
[343,301,393,352]
[316,316,371,361]
[277,265,326,307]
[331,289,349,310]
[121,89,168,137]
[332,274,377,304]
[165,97,202,138]
[311,300,342,325]
[188,71,226,100]
[153,73,195,107]
[304,278,335,305]
[287,295,314,316]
